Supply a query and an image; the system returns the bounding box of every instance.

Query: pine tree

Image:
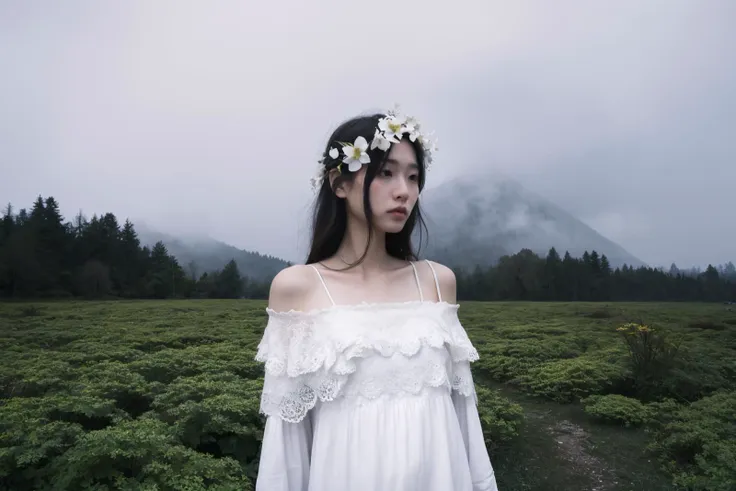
[590,250,601,274]
[600,254,611,276]
[118,220,141,296]
[543,247,561,300]
[723,262,736,280]
[0,203,14,245]
[216,259,244,299]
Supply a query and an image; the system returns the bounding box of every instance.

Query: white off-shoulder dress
[255,261,498,491]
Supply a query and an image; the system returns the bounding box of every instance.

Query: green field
[1,300,735,490]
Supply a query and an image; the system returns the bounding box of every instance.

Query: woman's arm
[256,266,314,491]
[431,261,499,491]
[256,411,313,491]
[451,372,499,491]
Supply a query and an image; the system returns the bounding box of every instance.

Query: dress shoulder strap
[309,264,336,306]
[424,260,442,302]
[408,261,424,302]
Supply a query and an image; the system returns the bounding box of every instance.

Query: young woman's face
[339,139,420,234]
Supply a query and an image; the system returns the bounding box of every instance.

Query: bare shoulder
[267,264,315,312]
[424,260,457,303]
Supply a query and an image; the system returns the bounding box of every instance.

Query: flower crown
[310,106,438,192]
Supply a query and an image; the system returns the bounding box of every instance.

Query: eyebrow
[385,158,419,169]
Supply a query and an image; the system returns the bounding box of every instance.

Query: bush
[19,305,44,317]
[151,373,264,465]
[473,336,583,383]
[585,308,613,319]
[581,394,653,427]
[513,356,628,402]
[647,391,736,491]
[688,320,725,331]
[616,322,680,397]
[0,384,258,490]
[658,350,732,402]
[475,386,525,451]
[0,393,127,488]
[474,354,534,382]
[50,417,252,490]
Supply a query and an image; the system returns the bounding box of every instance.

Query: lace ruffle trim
[255,302,480,423]
[259,360,477,423]
[255,302,479,379]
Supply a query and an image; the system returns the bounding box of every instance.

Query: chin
[375,217,409,234]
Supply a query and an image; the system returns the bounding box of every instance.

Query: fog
[1,0,734,268]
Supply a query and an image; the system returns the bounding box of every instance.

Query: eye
[408,174,419,182]
[380,169,393,178]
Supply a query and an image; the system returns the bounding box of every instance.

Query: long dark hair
[306,112,428,267]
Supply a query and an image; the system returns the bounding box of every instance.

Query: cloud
[0,0,734,268]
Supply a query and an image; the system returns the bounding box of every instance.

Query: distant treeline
[1,196,734,302]
[456,248,736,302]
[0,196,269,300]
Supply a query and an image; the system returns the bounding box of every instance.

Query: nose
[394,177,410,201]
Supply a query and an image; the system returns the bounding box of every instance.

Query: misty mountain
[135,223,290,282]
[419,173,645,270]
[133,172,644,278]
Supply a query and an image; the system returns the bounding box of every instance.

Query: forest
[1,195,735,302]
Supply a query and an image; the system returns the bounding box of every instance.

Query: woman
[255,108,498,491]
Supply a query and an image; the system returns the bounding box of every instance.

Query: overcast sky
[1,0,734,268]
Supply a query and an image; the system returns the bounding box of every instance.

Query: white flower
[370,129,392,151]
[342,136,370,172]
[309,106,437,191]
[403,118,420,142]
[387,103,402,118]
[420,131,437,152]
[378,116,405,142]
[310,165,325,191]
[417,131,437,169]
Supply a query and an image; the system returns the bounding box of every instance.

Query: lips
[388,207,408,217]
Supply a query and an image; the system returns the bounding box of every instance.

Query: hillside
[135,224,290,282]
[134,172,644,277]
[419,173,645,270]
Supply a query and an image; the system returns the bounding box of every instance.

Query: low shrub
[581,394,652,427]
[475,386,525,452]
[0,379,259,490]
[473,354,533,382]
[688,320,725,331]
[658,350,733,402]
[49,417,252,490]
[513,356,628,402]
[474,335,584,384]
[19,305,44,317]
[586,308,613,319]
[151,372,264,464]
[647,391,736,491]
[616,323,681,398]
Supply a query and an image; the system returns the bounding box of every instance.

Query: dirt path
[483,379,671,490]
[546,420,618,491]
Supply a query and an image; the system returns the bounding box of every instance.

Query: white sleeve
[255,311,318,490]
[451,363,499,491]
[255,412,312,491]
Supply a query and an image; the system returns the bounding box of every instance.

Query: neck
[336,219,390,271]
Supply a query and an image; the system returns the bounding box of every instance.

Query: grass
[1,299,734,490]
